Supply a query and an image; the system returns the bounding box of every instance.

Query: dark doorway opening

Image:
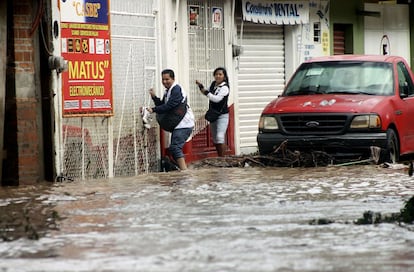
[333,24,354,55]
[3,1,18,186]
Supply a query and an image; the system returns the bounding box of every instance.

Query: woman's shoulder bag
[204,83,228,123]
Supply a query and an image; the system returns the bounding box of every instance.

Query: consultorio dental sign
[242,0,309,24]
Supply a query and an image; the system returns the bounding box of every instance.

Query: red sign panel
[60,0,113,117]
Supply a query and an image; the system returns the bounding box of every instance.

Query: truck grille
[280,114,349,134]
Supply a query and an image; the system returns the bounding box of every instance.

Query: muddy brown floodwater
[0,164,414,272]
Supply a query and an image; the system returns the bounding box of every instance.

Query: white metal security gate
[187,0,226,151]
[60,0,160,180]
[237,22,285,154]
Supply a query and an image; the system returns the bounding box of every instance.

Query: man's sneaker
[142,107,152,124]
[161,156,180,172]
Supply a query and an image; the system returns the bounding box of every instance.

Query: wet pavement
[1,164,414,271]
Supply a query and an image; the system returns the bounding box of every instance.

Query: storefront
[235,0,330,154]
[184,0,236,160]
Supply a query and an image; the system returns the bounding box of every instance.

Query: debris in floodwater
[309,196,414,226]
[0,200,62,242]
[191,142,388,168]
[355,196,414,225]
[399,195,414,224]
[409,161,413,177]
[191,151,371,169]
[309,218,335,225]
[354,211,385,225]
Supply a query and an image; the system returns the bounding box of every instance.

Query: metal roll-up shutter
[237,22,285,153]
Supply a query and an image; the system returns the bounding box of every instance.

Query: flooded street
[1,164,414,272]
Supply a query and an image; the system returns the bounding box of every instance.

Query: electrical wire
[29,0,44,37]
[40,17,53,56]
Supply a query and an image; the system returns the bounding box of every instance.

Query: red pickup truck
[257,55,414,163]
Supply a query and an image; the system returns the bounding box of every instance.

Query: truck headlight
[259,116,279,130]
[350,114,381,129]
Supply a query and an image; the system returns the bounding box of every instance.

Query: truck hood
[262,94,389,114]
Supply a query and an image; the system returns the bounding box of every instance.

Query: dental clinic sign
[59,0,113,117]
[242,0,308,24]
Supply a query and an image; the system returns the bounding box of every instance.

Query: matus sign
[242,0,309,24]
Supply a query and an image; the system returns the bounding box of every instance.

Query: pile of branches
[192,141,387,169]
[194,141,337,168]
[195,151,333,169]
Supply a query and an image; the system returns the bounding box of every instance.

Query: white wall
[364,3,410,62]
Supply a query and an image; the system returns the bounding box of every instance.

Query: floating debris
[192,152,368,169]
[399,195,414,224]
[309,218,335,225]
[354,211,387,225]
[0,199,61,242]
[190,142,392,169]
[309,196,414,227]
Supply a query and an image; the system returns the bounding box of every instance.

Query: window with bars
[313,22,321,43]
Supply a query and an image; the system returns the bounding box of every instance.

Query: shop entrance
[187,0,234,160]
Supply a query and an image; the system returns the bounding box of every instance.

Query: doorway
[187,0,233,159]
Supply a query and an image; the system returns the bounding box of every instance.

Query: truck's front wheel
[381,128,400,164]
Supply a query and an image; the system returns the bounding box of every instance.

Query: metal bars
[60,0,160,180]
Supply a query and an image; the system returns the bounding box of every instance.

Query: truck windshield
[284,61,394,96]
